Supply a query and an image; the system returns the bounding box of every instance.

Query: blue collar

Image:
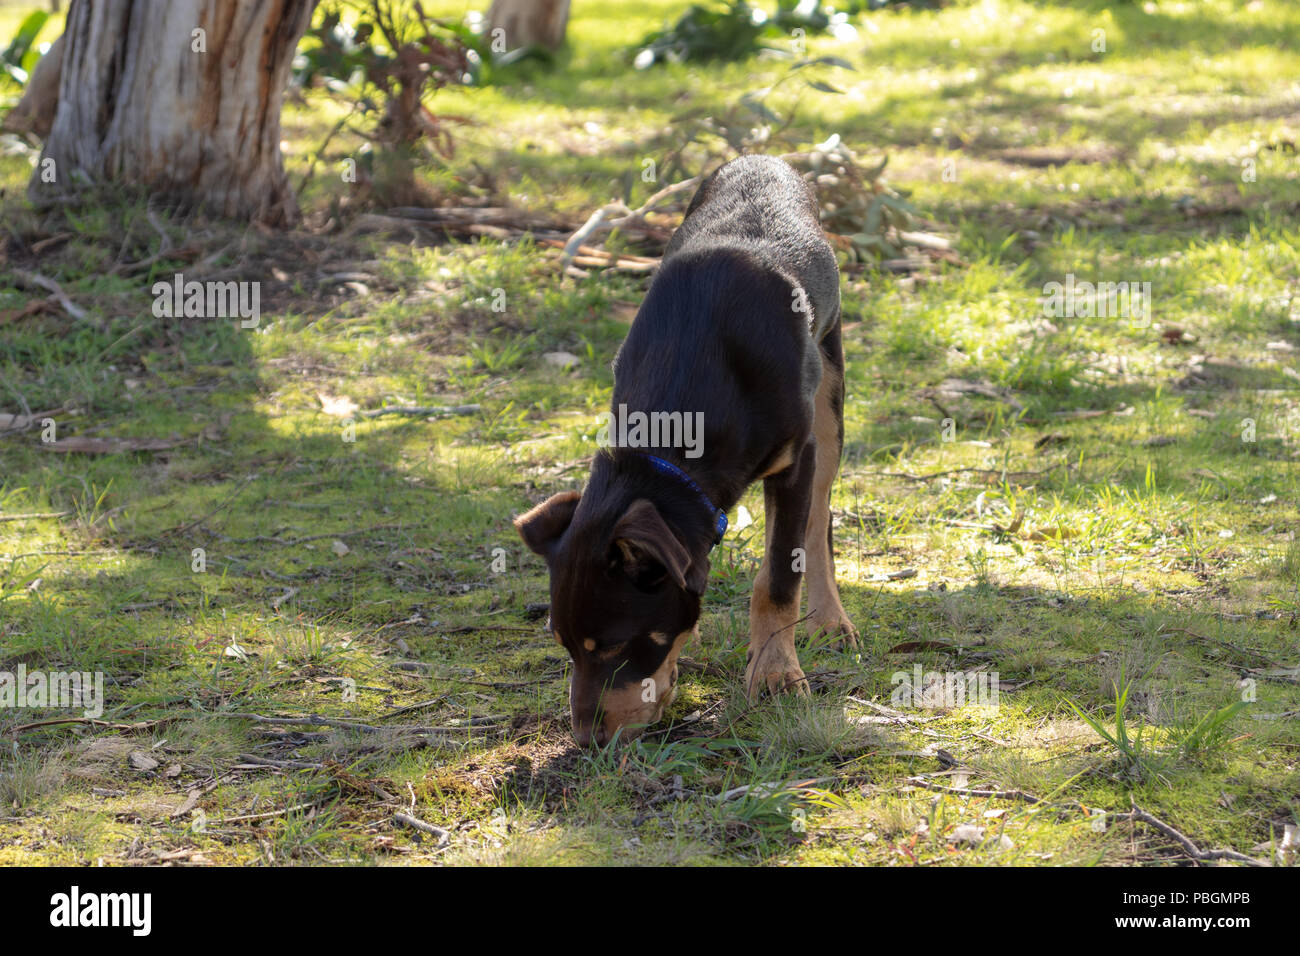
[638,454,728,548]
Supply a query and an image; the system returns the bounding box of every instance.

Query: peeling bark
[32,0,316,226]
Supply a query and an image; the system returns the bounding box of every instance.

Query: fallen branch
[1120,806,1268,867]
[537,238,658,264]
[0,512,71,522]
[560,175,700,269]
[41,436,189,454]
[0,408,71,433]
[218,711,504,736]
[7,716,174,736]
[875,462,1065,483]
[360,404,480,418]
[562,203,628,268]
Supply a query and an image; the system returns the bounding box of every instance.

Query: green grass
[1,0,1299,866]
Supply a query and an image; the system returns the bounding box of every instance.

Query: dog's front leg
[746,441,816,701]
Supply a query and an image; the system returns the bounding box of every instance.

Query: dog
[515,154,857,746]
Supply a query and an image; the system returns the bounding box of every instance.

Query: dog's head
[515,490,708,746]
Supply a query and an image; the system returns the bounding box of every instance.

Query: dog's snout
[572,722,610,748]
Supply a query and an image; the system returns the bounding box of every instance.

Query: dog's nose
[572,723,610,748]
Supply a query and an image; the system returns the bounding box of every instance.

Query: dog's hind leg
[803,321,858,647]
[746,442,816,701]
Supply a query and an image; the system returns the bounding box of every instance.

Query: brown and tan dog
[515,155,856,746]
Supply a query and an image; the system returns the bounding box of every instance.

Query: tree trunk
[32,0,316,226]
[487,0,570,53]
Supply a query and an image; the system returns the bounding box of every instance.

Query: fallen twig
[11,269,88,321]
[393,811,451,846]
[905,777,1056,805]
[217,801,323,824]
[235,753,325,771]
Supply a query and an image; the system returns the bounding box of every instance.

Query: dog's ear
[612,499,707,595]
[514,491,581,556]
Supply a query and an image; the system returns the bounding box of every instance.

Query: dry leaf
[0,300,51,324]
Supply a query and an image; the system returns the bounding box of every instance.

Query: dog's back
[612,156,840,487]
[663,154,839,339]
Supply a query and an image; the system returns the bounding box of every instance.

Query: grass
[0,0,1298,866]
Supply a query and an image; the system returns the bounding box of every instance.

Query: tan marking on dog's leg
[746,554,809,702]
[804,359,858,648]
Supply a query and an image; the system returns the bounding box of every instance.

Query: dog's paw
[809,614,859,650]
[744,640,810,702]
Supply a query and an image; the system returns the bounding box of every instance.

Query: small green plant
[295,1,469,154]
[0,9,49,89]
[1065,675,1165,783]
[633,2,888,69]
[667,60,931,263]
[964,546,994,591]
[633,2,770,68]
[466,334,531,373]
[1168,700,1248,765]
[1278,538,1300,585]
